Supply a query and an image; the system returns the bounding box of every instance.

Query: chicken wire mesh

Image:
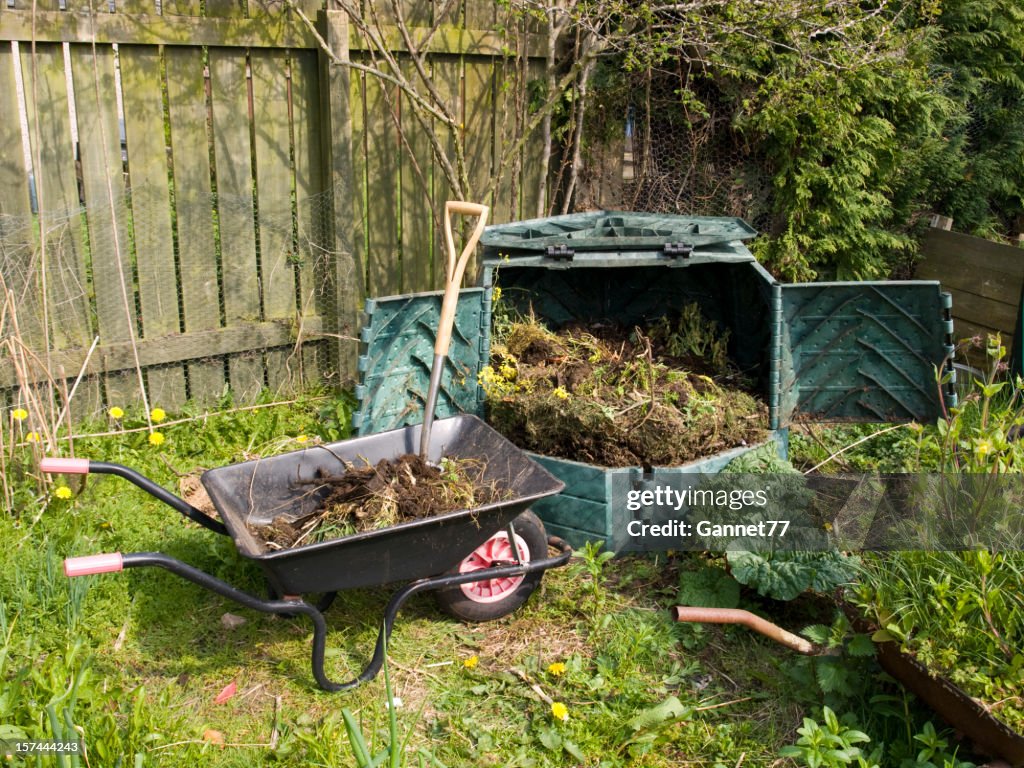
[0,182,340,428]
[621,69,775,233]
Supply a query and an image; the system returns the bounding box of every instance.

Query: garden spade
[419,200,490,460]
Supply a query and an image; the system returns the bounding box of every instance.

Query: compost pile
[482,304,767,467]
[252,454,505,549]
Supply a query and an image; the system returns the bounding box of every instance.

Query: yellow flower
[491,286,501,304]
[150,407,167,423]
[295,435,309,444]
[974,439,994,458]
[547,662,567,676]
[551,702,569,721]
[463,655,479,669]
[12,408,28,421]
[54,486,73,500]
[26,431,41,443]
[552,387,570,400]
[108,406,125,419]
[148,431,165,446]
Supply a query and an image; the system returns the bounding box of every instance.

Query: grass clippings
[251,454,506,550]
[483,307,768,468]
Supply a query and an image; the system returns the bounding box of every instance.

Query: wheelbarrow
[41,414,570,691]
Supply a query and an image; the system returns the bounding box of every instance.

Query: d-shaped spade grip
[65,553,123,577]
[420,200,490,459]
[41,457,91,474]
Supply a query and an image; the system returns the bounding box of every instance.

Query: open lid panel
[773,281,956,427]
[352,288,489,437]
[481,211,757,261]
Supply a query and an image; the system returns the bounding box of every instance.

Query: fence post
[318,8,361,383]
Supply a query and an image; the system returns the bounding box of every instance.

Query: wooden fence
[917,227,1024,366]
[0,0,547,420]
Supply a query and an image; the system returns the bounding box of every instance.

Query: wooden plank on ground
[251,47,297,393]
[70,43,139,407]
[119,44,187,410]
[363,57,401,296]
[291,48,324,388]
[430,53,459,290]
[0,43,32,220]
[165,45,225,406]
[400,57,433,294]
[209,46,264,402]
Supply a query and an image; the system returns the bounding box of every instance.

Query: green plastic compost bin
[353,212,956,551]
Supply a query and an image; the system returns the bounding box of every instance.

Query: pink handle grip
[41,457,91,474]
[64,553,123,577]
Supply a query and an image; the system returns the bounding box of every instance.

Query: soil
[250,453,506,550]
[484,308,768,468]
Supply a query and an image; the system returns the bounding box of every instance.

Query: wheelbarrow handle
[41,457,228,535]
[64,537,574,693]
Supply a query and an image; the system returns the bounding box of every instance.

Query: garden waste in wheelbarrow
[43,414,570,691]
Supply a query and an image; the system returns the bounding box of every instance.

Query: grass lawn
[0,398,977,766]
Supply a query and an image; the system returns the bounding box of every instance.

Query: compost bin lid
[480,211,757,265]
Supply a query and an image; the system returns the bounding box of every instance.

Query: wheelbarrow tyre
[434,510,548,623]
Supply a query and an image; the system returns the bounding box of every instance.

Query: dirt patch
[250,454,507,550]
[180,474,217,518]
[483,306,767,468]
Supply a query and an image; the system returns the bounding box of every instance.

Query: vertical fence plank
[400,58,434,293]
[21,42,102,416]
[492,54,518,225]
[462,54,491,279]
[291,48,324,386]
[70,44,140,407]
[22,44,91,348]
[251,48,298,393]
[0,44,32,221]
[165,46,225,406]
[349,62,368,306]
[522,56,545,219]
[363,65,401,297]
[119,44,187,410]
[209,47,264,402]
[430,54,459,290]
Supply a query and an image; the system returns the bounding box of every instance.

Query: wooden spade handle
[436,200,490,355]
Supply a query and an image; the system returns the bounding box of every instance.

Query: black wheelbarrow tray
[41,414,571,691]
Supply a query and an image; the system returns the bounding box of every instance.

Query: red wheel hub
[458,531,530,603]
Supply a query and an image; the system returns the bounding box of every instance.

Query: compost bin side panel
[777,282,956,425]
[353,288,488,435]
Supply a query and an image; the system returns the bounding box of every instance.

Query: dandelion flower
[150,407,167,423]
[552,387,569,400]
[148,431,165,446]
[295,435,309,444]
[26,431,41,443]
[551,702,569,721]
[108,406,125,419]
[975,439,994,457]
[12,408,28,421]
[547,662,567,676]
[54,486,73,500]
[463,655,479,669]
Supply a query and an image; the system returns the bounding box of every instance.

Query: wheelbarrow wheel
[435,510,548,622]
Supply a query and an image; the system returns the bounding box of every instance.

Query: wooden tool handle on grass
[436,201,489,356]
